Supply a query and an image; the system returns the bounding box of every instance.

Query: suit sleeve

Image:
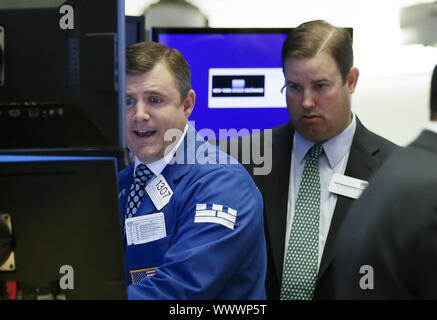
[127,167,267,299]
[412,194,437,298]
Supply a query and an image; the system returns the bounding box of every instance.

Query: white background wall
[127,0,436,146]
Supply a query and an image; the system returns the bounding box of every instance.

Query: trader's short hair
[126,41,191,102]
[282,20,353,84]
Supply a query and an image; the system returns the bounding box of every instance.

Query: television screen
[151,28,292,139]
[0,0,125,150]
[0,157,126,299]
[126,15,145,47]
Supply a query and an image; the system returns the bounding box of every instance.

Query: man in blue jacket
[118,41,267,299]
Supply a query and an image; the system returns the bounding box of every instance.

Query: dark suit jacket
[223,118,398,299]
[331,129,437,299]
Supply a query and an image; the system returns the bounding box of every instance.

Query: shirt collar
[134,123,189,177]
[424,120,437,135]
[294,113,357,168]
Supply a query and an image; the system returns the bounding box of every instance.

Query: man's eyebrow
[313,78,330,83]
[143,89,165,96]
[285,80,300,84]
[125,89,165,96]
[285,79,330,84]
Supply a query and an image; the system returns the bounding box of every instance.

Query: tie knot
[309,144,323,160]
[134,164,154,184]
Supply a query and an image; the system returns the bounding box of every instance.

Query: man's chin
[298,127,329,144]
[129,140,178,164]
[134,147,163,164]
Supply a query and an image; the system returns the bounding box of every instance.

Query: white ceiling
[125,0,437,78]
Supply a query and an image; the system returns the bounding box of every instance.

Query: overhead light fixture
[400,1,437,46]
[143,0,208,35]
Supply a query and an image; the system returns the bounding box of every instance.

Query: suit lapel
[263,122,294,286]
[411,130,437,154]
[317,119,380,282]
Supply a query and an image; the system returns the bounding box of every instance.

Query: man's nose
[302,89,316,109]
[133,102,151,121]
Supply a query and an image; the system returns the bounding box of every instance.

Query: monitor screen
[0,157,126,299]
[0,0,125,150]
[151,28,292,139]
[126,15,146,47]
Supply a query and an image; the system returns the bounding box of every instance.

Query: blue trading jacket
[117,125,267,299]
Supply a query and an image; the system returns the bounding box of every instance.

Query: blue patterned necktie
[281,144,323,300]
[126,164,154,219]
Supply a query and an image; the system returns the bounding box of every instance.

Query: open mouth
[134,130,157,138]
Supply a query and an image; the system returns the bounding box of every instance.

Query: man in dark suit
[225,20,398,300]
[331,64,437,299]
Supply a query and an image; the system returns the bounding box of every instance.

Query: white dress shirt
[425,121,437,135]
[284,114,357,273]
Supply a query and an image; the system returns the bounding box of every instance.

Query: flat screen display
[151,28,292,138]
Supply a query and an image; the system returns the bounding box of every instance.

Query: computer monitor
[151,27,292,138]
[0,0,125,151]
[126,15,146,47]
[0,157,126,299]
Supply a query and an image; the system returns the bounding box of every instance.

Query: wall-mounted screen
[151,28,292,138]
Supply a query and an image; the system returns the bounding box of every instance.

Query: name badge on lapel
[146,174,173,210]
[328,173,369,199]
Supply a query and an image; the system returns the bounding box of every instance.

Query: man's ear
[347,67,359,94]
[183,89,195,118]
